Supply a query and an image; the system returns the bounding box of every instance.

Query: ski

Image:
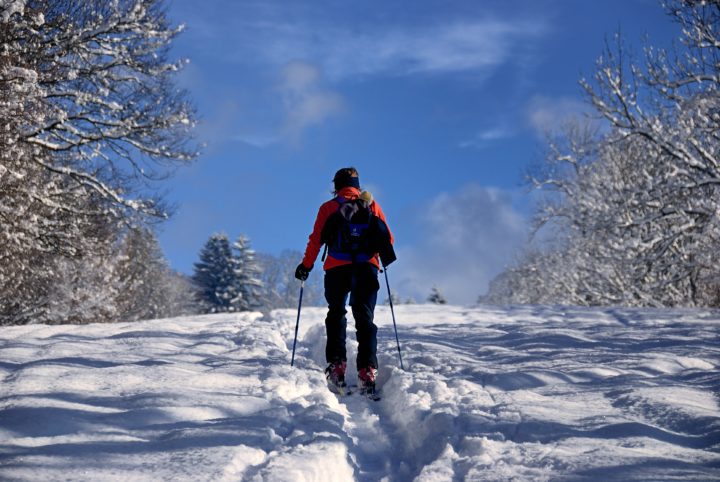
[362,388,381,401]
[327,381,351,396]
[349,384,381,401]
[328,382,380,400]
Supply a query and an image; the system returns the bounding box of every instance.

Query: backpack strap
[321,243,328,262]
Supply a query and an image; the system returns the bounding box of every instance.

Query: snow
[0,0,26,22]
[1,304,718,481]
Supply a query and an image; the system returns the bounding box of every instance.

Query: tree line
[0,0,200,325]
[0,0,324,325]
[483,0,720,308]
[191,233,324,314]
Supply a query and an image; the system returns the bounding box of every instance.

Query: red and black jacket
[302,187,394,271]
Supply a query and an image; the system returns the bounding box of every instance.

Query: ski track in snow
[0,305,719,481]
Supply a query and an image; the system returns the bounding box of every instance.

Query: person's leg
[350,263,380,371]
[324,265,352,365]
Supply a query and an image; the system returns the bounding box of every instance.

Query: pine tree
[232,235,264,311]
[192,234,242,313]
[427,286,447,305]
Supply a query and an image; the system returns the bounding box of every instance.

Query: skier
[295,167,395,395]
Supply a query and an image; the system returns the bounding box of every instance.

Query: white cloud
[390,184,528,304]
[232,132,279,148]
[177,4,550,145]
[459,125,514,148]
[320,20,546,79]
[526,96,590,137]
[279,61,345,143]
[280,61,320,92]
[217,9,547,81]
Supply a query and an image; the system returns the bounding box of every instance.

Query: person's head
[333,167,360,192]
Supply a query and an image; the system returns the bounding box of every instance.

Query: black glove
[295,263,312,281]
[380,243,397,267]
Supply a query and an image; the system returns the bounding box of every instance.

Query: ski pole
[383,266,405,370]
[290,281,304,367]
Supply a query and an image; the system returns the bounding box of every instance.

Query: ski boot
[358,366,378,397]
[325,360,347,395]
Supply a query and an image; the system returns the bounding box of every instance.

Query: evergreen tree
[192,234,242,313]
[232,235,264,311]
[427,286,448,305]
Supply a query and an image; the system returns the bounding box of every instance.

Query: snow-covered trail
[374,306,720,480]
[1,305,719,481]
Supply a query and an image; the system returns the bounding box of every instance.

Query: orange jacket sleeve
[301,200,336,269]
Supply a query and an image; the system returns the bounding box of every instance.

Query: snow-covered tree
[40,241,120,325]
[427,286,447,305]
[385,291,401,306]
[4,0,196,214]
[485,0,720,308]
[232,235,264,311]
[193,234,243,313]
[160,271,201,318]
[0,0,197,324]
[575,0,720,306]
[0,195,123,325]
[256,250,324,309]
[114,227,198,321]
[114,227,166,321]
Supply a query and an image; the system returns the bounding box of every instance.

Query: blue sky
[158,0,678,303]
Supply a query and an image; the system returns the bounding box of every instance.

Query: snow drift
[0,304,718,481]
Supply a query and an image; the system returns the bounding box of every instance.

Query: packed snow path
[1,305,719,481]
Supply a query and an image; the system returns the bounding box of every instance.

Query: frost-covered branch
[488,1,720,308]
[0,0,198,325]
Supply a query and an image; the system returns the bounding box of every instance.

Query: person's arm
[371,201,397,266]
[301,201,335,269]
[371,201,394,244]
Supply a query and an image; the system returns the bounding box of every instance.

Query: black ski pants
[324,263,379,370]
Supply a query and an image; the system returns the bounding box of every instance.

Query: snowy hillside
[1,305,719,481]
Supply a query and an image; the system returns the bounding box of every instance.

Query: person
[295,167,395,393]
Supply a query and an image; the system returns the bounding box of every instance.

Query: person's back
[295,167,395,395]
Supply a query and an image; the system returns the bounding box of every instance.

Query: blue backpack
[321,195,396,266]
